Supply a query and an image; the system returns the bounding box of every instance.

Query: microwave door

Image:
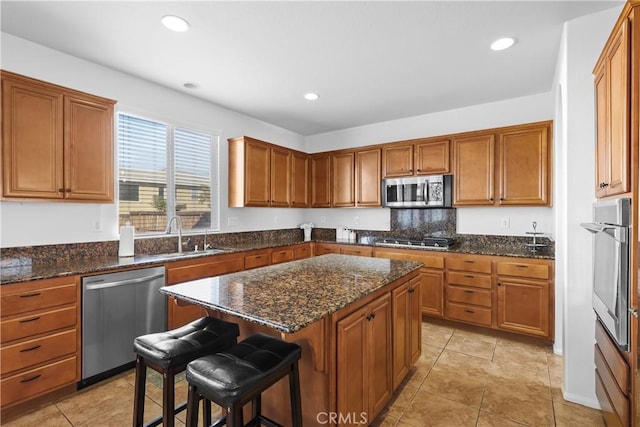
[385,184,402,207]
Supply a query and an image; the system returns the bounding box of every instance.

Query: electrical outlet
[274,216,279,224]
[501,218,510,228]
[354,216,360,225]
[93,219,102,232]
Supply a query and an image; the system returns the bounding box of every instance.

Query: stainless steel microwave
[581,198,631,350]
[382,175,453,208]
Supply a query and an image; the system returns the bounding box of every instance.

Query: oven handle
[580,222,626,243]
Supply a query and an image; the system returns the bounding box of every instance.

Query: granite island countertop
[159,254,423,333]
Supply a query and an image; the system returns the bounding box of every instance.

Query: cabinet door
[310,154,331,207]
[605,19,630,197]
[409,276,422,364]
[244,140,271,206]
[420,269,444,318]
[291,151,309,207]
[337,306,368,426]
[594,63,609,198]
[382,145,413,177]
[270,146,291,207]
[2,76,64,199]
[64,95,114,201]
[332,152,355,207]
[392,282,410,389]
[497,124,550,205]
[367,293,392,419]
[415,140,450,175]
[453,134,495,205]
[497,278,550,338]
[356,148,381,206]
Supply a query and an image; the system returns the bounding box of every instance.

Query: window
[117,112,219,234]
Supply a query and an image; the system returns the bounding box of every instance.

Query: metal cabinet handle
[408,288,415,294]
[66,188,72,193]
[464,275,474,278]
[19,316,41,323]
[464,309,475,314]
[20,345,41,353]
[19,293,41,298]
[464,290,474,294]
[20,374,41,383]
[464,260,475,264]
[516,265,529,268]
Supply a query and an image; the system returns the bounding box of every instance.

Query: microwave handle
[580,222,626,243]
[423,181,428,202]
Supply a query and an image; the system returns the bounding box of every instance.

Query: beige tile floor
[3,319,605,427]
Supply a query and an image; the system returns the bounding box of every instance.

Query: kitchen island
[160,254,423,426]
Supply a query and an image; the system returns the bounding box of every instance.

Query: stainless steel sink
[156,248,227,259]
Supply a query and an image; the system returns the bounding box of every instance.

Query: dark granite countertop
[160,254,422,333]
[1,234,553,285]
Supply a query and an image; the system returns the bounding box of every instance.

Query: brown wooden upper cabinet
[382,139,450,178]
[291,151,309,208]
[453,122,552,207]
[452,133,495,205]
[594,19,630,198]
[311,153,331,207]
[1,71,115,202]
[228,136,307,207]
[330,148,382,208]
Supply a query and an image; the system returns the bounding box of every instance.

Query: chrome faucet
[166,216,183,253]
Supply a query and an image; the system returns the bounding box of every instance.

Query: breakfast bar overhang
[160,254,423,426]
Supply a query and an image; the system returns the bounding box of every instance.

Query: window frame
[116,108,221,236]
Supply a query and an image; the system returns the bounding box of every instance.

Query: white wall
[306,93,555,238]
[0,33,307,247]
[552,6,622,409]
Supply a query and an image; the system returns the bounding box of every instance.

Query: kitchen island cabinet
[160,254,422,426]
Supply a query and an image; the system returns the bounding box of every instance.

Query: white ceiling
[0,1,623,136]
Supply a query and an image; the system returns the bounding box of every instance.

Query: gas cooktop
[374,236,456,250]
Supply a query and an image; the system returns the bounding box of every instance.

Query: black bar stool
[184,333,303,427]
[133,316,240,427]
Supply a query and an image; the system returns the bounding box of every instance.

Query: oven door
[581,221,629,350]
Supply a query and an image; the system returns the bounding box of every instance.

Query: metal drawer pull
[408,288,416,294]
[464,260,475,264]
[464,290,474,294]
[19,316,41,323]
[516,265,529,268]
[464,275,474,278]
[20,374,41,383]
[255,255,262,258]
[19,292,42,298]
[464,309,475,314]
[20,345,41,353]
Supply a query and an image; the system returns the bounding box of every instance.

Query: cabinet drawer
[271,249,294,265]
[497,262,549,280]
[595,344,629,426]
[1,306,76,344]
[1,283,77,317]
[1,330,76,375]
[596,369,625,427]
[166,256,244,284]
[446,302,492,326]
[447,271,492,289]
[447,258,492,273]
[315,244,340,255]
[1,356,77,407]
[294,246,311,260]
[595,320,629,395]
[447,286,491,308]
[244,253,270,270]
[373,248,444,269]
[340,247,373,257]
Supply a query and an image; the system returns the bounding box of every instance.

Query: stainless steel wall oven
[581,198,631,350]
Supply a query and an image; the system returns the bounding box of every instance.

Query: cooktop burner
[374,236,456,250]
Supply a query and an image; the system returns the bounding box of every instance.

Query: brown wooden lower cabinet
[496,278,550,337]
[337,292,392,425]
[391,277,422,389]
[0,276,81,411]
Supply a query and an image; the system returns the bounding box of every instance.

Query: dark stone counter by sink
[160,254,423,333]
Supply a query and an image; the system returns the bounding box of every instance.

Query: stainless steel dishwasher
[81,266,166,386]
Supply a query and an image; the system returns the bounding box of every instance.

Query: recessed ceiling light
[304,93,319,101]
[161,15,190,32]
[183,82,199,90]
[491,37,516,51]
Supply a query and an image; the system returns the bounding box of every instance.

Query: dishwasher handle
[84,273,165,291]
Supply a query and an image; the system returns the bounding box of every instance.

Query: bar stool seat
[185,333,302,427]
[133,316,240,427]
